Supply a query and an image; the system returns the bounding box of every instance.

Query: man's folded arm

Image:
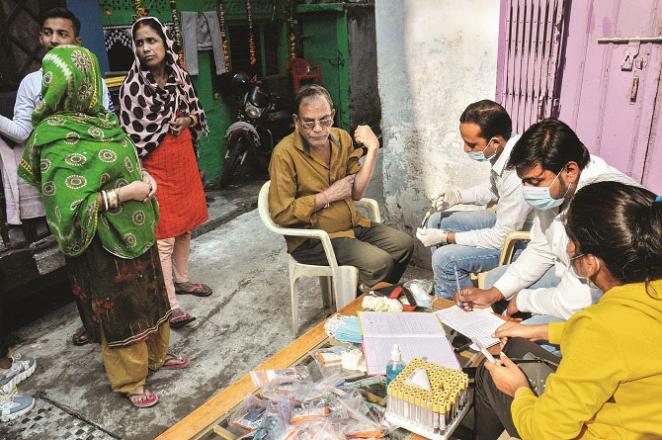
[268,152,317,227]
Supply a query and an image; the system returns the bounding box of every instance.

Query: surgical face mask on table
[466,138,497,162]
[522,168,569,210]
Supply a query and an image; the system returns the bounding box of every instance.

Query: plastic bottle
[385,344,406,385]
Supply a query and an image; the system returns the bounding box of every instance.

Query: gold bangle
[114,188,121,208]
[108,188,119,210]
[107,189,114,211]
[101,190,109,211]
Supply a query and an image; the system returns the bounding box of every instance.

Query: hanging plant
[288,0,297,59]
[169,0,186,67]
[131,0,148,20]
[217,0,231,72]
[246,0,257,73]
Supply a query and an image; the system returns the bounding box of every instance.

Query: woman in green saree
[19,45,189,408]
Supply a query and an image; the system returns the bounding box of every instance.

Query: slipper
[174,282,213,297]
[160,352,190,370]
[169,309,196,329]
[71,326,90,346]
[29,235,56,252]
[126,387,158,408]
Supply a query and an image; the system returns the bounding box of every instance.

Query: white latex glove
[432,190,462,211]
[362,295,403,312]
[416,227,449,247]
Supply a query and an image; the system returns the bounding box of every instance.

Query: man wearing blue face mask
[455,119,637,337]
[416,100,533,298]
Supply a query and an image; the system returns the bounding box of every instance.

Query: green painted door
[299,9,350,130]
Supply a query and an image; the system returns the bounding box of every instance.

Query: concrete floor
[1,184,431,439]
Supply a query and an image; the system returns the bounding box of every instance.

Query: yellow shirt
[512,280,662,439]
[268,127,370,252]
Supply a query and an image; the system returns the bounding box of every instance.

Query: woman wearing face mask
[471,181,662,439]
[120,17,212,329]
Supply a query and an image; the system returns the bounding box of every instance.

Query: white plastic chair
[473,230,531,288]
[258,181,382,335]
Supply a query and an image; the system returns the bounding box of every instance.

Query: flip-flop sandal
[169,309,196,329]
[71,327,90,346]
[29,235,56,252]
[126,388,159,408]
[159,352,190,370]
[174,282,213,297]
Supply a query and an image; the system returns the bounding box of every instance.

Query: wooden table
[157,289,484,440]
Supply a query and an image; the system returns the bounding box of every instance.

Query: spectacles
[299,116,333,130]
[568,252,598,285]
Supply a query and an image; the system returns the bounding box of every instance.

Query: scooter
[219,72,292,187]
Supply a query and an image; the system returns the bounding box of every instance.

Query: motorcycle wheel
[219,139,246,187]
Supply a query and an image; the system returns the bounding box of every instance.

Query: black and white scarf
[119,17,208,157]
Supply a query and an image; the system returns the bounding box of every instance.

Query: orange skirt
[143,128,208,239]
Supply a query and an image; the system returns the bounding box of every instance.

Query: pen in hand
[421,209,432,228]
[455,266,472,311]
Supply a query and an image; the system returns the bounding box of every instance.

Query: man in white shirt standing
[456,119,637,330]
[416,100,532,298]
[0,7,113,248]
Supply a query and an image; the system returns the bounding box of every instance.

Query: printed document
[435,306,504,349]
[358,312,460,374]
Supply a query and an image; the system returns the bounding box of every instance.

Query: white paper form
[434,306,504,349]
[358,312,460,375]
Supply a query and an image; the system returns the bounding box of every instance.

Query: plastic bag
[262,368,343,404]
[248,400,297,440]
[230,395,268,432]
[290,398,330,425]
[403,279,434,308]
[292,419,344,440]
[310,345,366,380]
[311,346,348,369]
[333,388,389,438]
[251,367,311,388]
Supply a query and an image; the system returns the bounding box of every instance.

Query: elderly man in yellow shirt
[268,85,414,286]
[473,182,662,440]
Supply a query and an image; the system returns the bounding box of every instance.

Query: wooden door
[556,0,662,192]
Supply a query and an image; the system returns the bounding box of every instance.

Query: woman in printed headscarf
[19,46,190,408]
[119,17,212,329]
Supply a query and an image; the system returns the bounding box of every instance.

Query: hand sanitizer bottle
[385,344,405,385]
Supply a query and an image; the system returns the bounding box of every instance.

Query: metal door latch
[621,41,640,71]
[597,36,662,70]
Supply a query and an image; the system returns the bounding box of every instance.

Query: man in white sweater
[456,119,636,325]
[0,7,113,247]
[416,100,532,298]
